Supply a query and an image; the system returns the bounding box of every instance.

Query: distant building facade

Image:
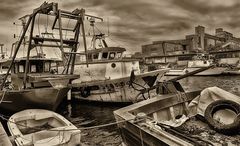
[142,25,240,57]
[139,26,240,69]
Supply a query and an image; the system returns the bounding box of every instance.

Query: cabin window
[87,54,92,61]
[92,53,98,60]
[44,62,50,72]
[14,64,18,73]
[109,52,116,60]
[116,52,122,59]
[50,62,58,73]
[102,52,108,59]
[19,65,24,73]
[31,65,37,73]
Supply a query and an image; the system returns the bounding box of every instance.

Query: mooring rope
[0,90,6,104]
[0,113,140,131]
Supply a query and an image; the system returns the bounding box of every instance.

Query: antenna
[107,17,110,36]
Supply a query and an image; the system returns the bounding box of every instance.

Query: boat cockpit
[12,57,60,75]
[77,47,126,63]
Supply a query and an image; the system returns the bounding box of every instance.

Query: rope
[0,90,6,103]
[0,113,138,131]
[64,18,70,39]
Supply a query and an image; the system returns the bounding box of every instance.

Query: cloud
[0,0,240,54]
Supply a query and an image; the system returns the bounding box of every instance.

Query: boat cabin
[12,57,60,75]
[77,47,126,63]
[11,57,61,89]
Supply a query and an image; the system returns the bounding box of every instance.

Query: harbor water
[1,76,239,145]
[57,75,240,145]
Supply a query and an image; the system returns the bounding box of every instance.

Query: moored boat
[166,54,226,76]
[114,86,240,146]
[7,109,81,146]
[72,69,168,103]
[0,57,78,112]
[69,17,169,103]
[0,2,84,112]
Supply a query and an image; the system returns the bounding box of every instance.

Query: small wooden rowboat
[114,87,240,146]
[7,109,81,146]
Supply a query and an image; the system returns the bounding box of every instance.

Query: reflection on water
[58,75,240,145]
[177,76,240,96]
[57,101,123,145]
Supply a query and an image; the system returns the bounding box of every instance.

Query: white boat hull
[72,69,169,103]
[166,67,226,76]
[7,109,81,146]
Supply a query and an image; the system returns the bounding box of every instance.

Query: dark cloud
[0,0,240,54]
[172,0,240,15]
[0,0,31,19]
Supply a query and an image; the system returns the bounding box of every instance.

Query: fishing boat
[223,68,240,75]
[0,44,10,81]
[0,56,78,112]
[7,109,81,146]
[114,85,240,146]
[166,54,226,76]
[0,2,85,112]
[222,62,240,75]
[70,18,169,103]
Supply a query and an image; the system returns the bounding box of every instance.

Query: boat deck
[166,116,240,145]
[0,122,12,146]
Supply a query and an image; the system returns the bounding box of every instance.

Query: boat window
[116,52,122,59]
[109,52,116,60]
[87,54,92,62]
[50,62,58,74]
[31,65,37,73]
[102,52,108,59]
[44,62,50,72]
[92,53,98,60]
[19,65,24,73]
[14,64,18,73]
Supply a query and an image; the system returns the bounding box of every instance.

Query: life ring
[80,87,91,98]
[204,100,240,135]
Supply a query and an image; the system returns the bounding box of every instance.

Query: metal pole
[23,14,36,88]
[81,14,88,67]
[70,22,80,74]
[58,10,72,74]
[0,16,33,89]
[58,10,68,74]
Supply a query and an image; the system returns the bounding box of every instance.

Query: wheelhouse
[12,57,60,74]
[77,47,126,63]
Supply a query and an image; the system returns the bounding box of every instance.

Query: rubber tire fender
[204,99,240,135]
[80,87,91,98]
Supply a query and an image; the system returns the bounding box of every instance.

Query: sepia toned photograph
[0,0,239,145]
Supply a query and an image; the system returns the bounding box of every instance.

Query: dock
[0,122,12,146]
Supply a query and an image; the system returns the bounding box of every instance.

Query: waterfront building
[140,26,240,68]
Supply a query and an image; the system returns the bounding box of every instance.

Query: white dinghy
[7,109,81,146]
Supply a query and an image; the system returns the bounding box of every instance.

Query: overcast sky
[1,0,240,55]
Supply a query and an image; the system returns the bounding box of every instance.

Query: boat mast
[0,2,92,89]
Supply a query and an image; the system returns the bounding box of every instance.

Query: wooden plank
[0,122,13,146]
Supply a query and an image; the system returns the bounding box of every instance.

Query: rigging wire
[64,18,71,39]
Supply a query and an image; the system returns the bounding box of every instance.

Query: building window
[151,48,158,51]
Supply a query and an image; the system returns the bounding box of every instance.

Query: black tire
[80,87,91,98]
[204,99,240,135]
